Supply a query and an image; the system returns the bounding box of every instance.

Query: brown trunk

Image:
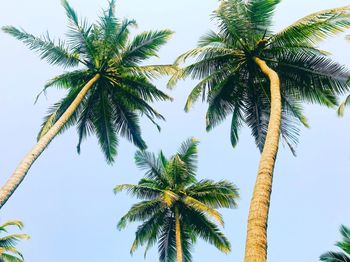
[175,206,183,262]
[0,74,101,209]
[244,57,281,262]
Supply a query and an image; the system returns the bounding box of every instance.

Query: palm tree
[0,220,30,262]
[169,1,350,261]
[0,0,175,209]
[320,225,350,262]
[115,138,239,262]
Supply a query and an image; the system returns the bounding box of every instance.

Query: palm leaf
[271,5,350,47]
[320,251,350,262]
[122,30,173,65]
[2,26,79,68]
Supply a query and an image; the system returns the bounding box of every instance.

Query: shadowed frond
[320,251,350,262]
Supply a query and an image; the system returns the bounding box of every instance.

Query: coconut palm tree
[115,138,239,262]
[169,1,350,261]
[0,220,30,262]
[320,225,350,262]
[0,0,175,209]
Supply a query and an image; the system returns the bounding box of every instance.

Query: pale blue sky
[1,0,350,261]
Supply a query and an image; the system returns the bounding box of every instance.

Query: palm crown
[320,225,350,262]
[0,220,30,262]
[3,0,175,163]
[115,138,239,261]
[170,0,350,153]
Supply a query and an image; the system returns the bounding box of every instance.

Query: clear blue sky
[1,0,350,261]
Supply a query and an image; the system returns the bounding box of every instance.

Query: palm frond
[187,179,239,209]
[183,208,231,254]
[2,26,80,67]
[247,0,281,35]
[158,214,176,262]
[271,5,350,47]
[131,211,166,254]
[214,0,253,49]
[122,30,173,65]
[117,200,164,230]
[182,196,223,226]
[127,64,178,80]
[114,183,162,200]
[0,253,24,262]
[111,95,147,150]
[134,151,164,180]
[320,251,350,262]
[91,91,118,163]
[177,137,199,177]
[0,221,24,231]
[61,0,93,61]
[337,95,350,116]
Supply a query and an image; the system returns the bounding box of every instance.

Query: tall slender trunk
[0,74,101,209]
[244,57,281,262]
[175,206,183,262]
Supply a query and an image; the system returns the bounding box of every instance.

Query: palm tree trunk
[244,57,281,262]
[0,74,101,209]
[175,206,183,262]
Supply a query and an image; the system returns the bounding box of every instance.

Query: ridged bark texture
[175,206,183,262]
[244,57,281,262]
[0,74,101,209]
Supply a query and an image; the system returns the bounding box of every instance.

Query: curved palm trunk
[244,57,281,262]
[175,206,183,262]
[0,74,101,209]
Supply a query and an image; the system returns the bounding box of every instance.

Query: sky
[0,0,350,261]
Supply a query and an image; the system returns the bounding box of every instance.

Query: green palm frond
[61,0,94,61]
[122,30,173,65]
[2,26,80,67]
[271,5,350,47]
[117,200,164,230]
[131,211,165,255]
[158,213,176,262]
[247,0,281,35]
[182,196,224,226]
[230,105,243,148]
[91,91,118,163]
[114,181,163,200]
[182,207,231,254]
[177,138,199,177]
[134,151,164,180]
[214,0,252,50]
[187,179,239,209]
